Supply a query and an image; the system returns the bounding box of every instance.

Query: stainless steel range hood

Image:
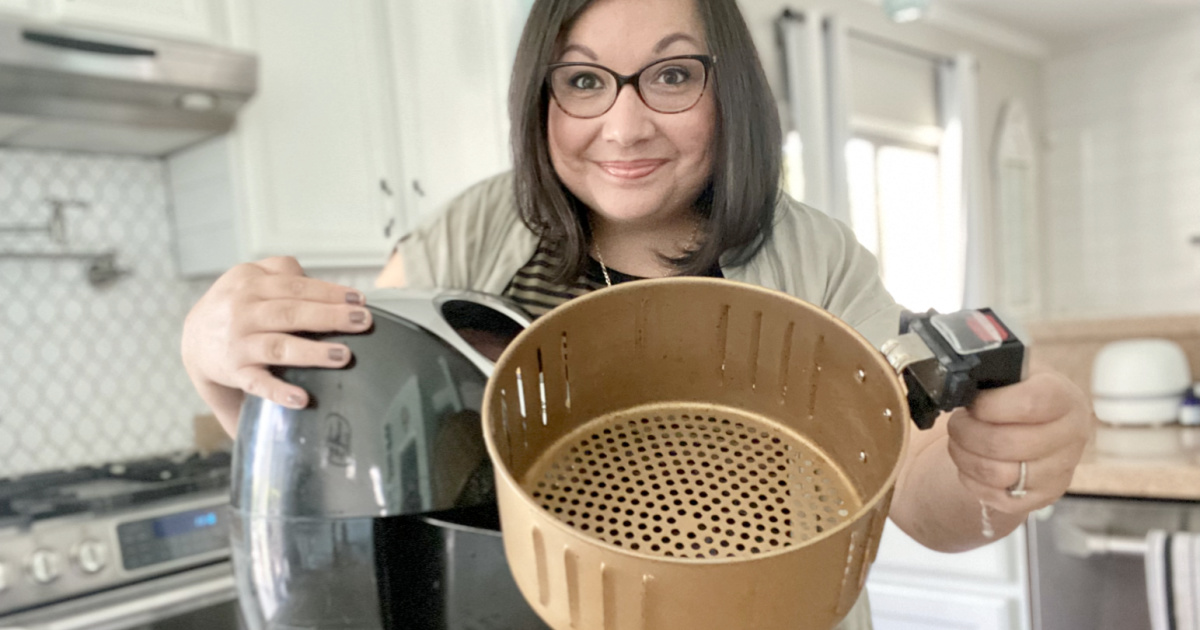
[0,17,256,156]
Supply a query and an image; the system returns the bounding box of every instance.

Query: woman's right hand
[181,256,374,435]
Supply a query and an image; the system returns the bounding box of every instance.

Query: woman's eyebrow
[654,33,702,54]
[560,33,701,61]
[560,43,599,60]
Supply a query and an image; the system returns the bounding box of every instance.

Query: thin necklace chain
[596,248,614,287]
[593,220,700,289]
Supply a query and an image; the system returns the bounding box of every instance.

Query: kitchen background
[1,0,1198,628]
[0,147,381,477]
[0,149,206,476]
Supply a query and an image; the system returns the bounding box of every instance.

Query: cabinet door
[0,0,36,15]
[866,522,1031,630]
[386,0,524,233]
[869,582,1019,630]
[229,0,402,267]
[870,521,1022,583]
[51,0,217,42]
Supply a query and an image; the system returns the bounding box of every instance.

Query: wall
[735,0,1045,312]
[0,148,203,477]
[1041,12,1200,319]
[1030,315,1200,400]
[0,147,382,477]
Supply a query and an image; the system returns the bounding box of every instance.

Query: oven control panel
[117,506,227,571]
[0,493,230,617]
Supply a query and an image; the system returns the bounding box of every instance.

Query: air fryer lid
[231,289,529,520]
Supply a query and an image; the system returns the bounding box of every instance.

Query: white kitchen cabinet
[867,521,1031,630]
[0,0,223,44]
[869,582,1019,630]
[0,0,36,16]
[167,135,243,276]
[49,0,222,42]
[168,0,523,274]
[384,0,523,230]
[221,0,403,268]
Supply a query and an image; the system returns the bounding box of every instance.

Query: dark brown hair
[510,0,782,283]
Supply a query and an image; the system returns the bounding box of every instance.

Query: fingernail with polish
[345,292,363,305]
[350,310,367,325]
[329,347,347,362]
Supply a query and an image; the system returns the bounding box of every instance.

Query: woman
[182,0,1090,626]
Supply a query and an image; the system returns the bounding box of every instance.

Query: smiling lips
[597,159,668,180]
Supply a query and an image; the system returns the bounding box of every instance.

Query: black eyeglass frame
[545,54,717,119]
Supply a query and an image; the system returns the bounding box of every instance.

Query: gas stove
[0,451,233,619]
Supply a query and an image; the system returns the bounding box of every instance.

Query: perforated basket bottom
[522,404,862,560]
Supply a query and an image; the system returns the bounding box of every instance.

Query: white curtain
[777,11,851,226]
[824,18,853,227]
[939,53,983,309]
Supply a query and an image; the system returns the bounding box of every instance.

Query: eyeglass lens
[549,57,709,118]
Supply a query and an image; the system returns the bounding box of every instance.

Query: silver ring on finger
[1006,461,1028,498]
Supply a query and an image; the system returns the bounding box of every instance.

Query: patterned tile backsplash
[0,147,381,477]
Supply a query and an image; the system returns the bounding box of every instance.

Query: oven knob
[74,540,108,574]
[28,549,62,584]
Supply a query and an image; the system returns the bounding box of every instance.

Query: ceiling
[937,0,1200,45]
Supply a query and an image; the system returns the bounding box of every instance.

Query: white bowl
[1092,339,1191,425]
[1093,396,1185,426]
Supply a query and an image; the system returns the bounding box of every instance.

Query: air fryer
[229,288,550,630]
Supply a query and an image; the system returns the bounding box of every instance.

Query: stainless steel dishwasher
[1028,494,1200,630]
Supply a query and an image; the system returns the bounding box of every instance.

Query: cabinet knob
[380,179,396,239]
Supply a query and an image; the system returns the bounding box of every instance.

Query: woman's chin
[588,195,678,225]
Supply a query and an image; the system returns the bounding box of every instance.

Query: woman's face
[548,0,715,229]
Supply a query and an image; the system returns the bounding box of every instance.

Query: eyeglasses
[546,54,715,119]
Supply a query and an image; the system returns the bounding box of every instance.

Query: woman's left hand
[945,363,1093,513]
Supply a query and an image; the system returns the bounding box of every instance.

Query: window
[776,20,972,313]
[846,134,962,312]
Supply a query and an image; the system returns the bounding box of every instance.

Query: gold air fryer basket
[482,278,1022,630]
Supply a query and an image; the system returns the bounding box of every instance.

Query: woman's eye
[568,72,605,90]
[655,67,692,85]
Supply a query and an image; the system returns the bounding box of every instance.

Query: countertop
[1067,425,1200,501]
[1025,314,1200,502]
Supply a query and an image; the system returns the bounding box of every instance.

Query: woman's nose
[601,84,656,147]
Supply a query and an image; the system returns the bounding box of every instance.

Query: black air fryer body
[230,289,550,629]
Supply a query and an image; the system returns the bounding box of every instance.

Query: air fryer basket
[482,278,911,630]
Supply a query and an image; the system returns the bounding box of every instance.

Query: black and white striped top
[501,242,722,319]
